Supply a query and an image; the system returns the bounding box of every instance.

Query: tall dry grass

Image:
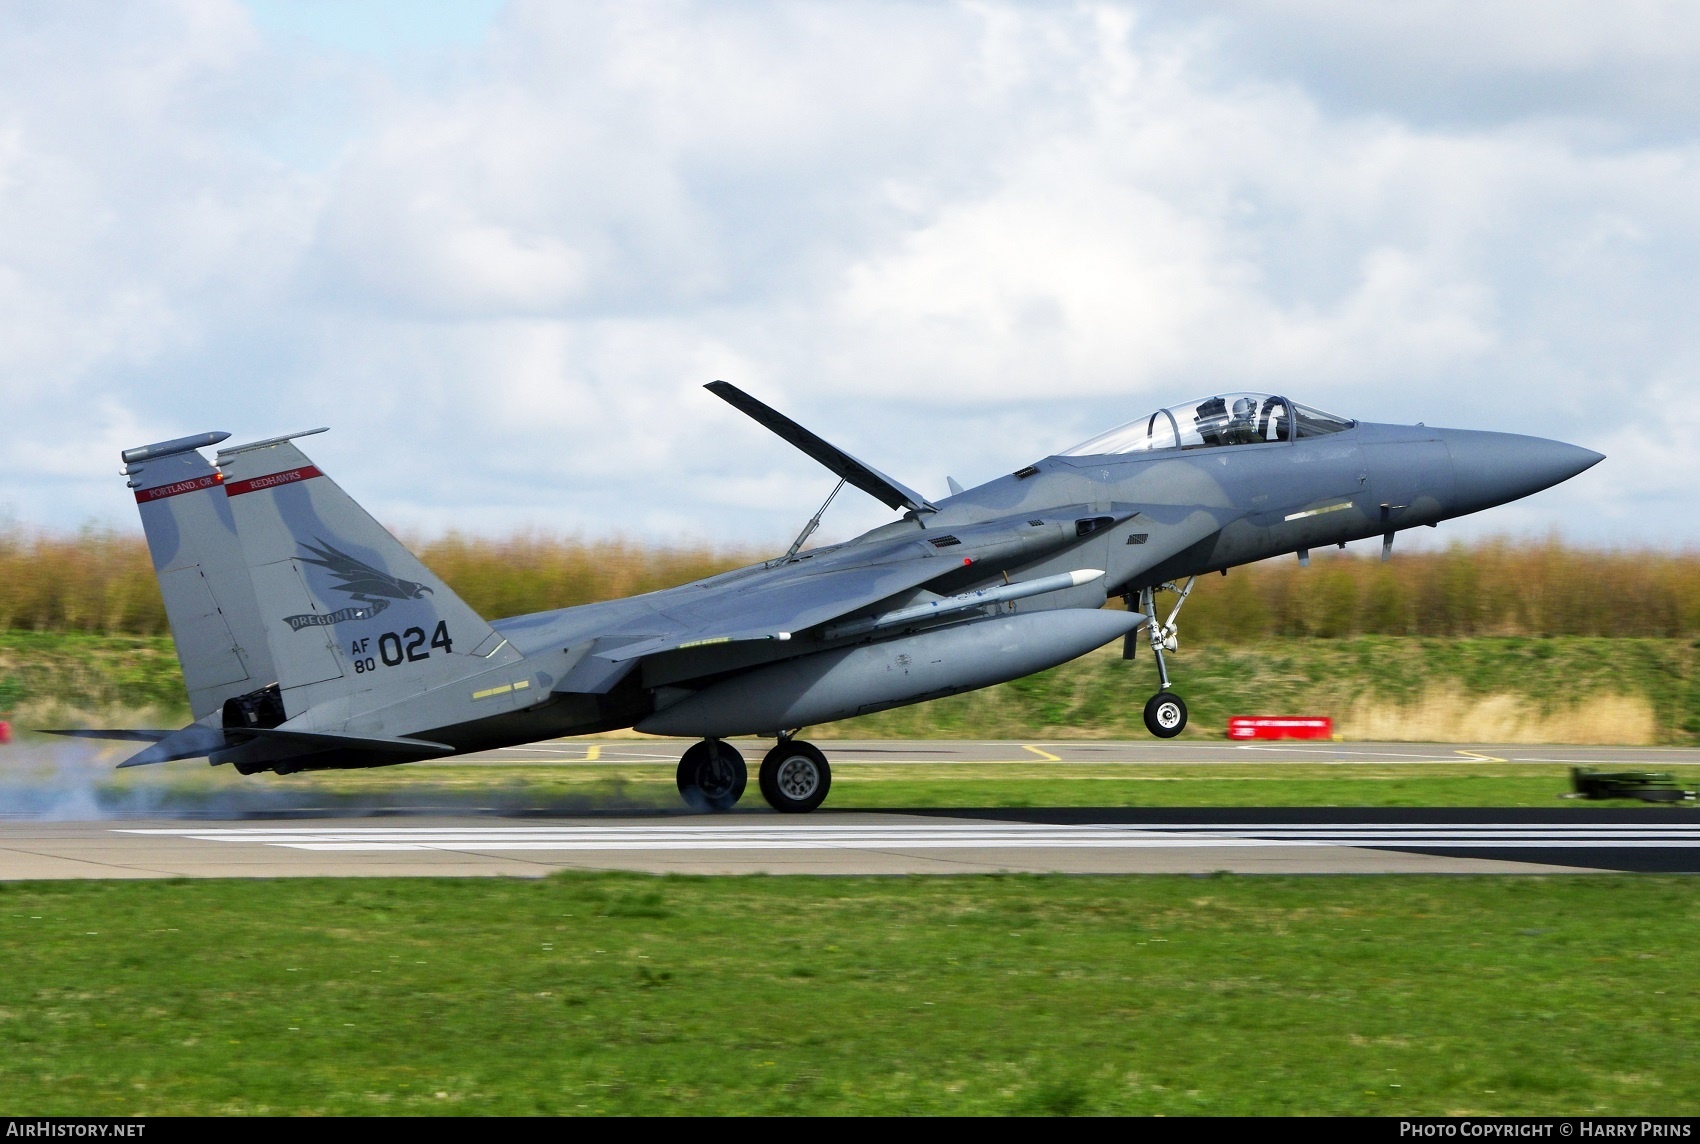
[0,528,168,635]
[1340,686,1659,745]
[2,527,1698,640]
[411,532,758,622]
[0,527,758,635]
[1181,538,1700,640]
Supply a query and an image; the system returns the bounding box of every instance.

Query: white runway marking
[118,822,1700,854]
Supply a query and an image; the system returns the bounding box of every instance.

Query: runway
[3,738,1697,878]
[2,808,1698,879]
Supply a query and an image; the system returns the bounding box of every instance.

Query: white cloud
[0,0,1696,550]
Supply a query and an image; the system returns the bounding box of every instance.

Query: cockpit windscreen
[1059,394,1354,457]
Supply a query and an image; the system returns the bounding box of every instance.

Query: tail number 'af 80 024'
[350,621,453,673]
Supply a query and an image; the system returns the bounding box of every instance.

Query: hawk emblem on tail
[282,539,433,631]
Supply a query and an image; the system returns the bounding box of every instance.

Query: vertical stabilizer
[214,435,520,723]
[123,432,276,720]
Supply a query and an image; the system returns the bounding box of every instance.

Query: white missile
[823,568,1106,641]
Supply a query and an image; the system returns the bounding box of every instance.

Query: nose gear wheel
[1143,692,1188,738]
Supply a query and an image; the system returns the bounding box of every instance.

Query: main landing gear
[759,738,832,814]
[675,739,747,810]
[675,734,834,813]
[1129,577,1198,739]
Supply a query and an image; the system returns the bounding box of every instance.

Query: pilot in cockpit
[1223,396,1260,445]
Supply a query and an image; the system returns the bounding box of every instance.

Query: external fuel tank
[636,607,1143,738]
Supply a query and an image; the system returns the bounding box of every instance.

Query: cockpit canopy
[1059,393,1355,457]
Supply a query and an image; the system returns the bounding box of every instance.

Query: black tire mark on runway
[897,807,1700,872]
[901,807,1700,825]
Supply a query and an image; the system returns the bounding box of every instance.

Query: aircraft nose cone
[1440,429,1604,515]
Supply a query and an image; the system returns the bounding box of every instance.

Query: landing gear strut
[759,736,832,813]
[676,739,747,810]
[1131,577,1197,739]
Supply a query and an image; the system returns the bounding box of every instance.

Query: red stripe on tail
[134,473,222,503]
[222,465,324,497]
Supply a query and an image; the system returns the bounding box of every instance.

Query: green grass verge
[8,632,1700,743]
[4,874,1697,1115]
[0,632,189,720]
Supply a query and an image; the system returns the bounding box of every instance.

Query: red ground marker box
[1227,716,1334,741]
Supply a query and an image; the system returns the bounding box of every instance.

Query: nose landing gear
[1143,691,1188,738]
[676,739,747,810]
[1130,577,1197,739]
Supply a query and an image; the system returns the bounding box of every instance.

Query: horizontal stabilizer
[43,728,172,743]
[113,722,455,768]
[118,723,232,767]
[706,381,936,513]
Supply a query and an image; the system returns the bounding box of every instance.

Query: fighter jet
[61,386,1601,813]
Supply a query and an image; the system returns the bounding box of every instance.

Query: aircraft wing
[600,555,963,662]
[706,381,936,513]
[554,502,1243,686]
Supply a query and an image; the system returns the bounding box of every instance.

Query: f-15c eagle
[58,384,1601,813]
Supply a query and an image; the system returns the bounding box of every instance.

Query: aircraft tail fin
[123,431,279,721]
[213,432,520,722]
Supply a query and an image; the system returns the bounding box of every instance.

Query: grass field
[2,874,1696,1115]
[9,631,1700,744]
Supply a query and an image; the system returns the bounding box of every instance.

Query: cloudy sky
[1,1,1696,551]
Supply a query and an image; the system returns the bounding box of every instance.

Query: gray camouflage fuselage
[101,397,1601,775]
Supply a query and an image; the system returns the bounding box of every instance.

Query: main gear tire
[759,741,832,814]
[1143,692,1188,738]
[676,739,747,810]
